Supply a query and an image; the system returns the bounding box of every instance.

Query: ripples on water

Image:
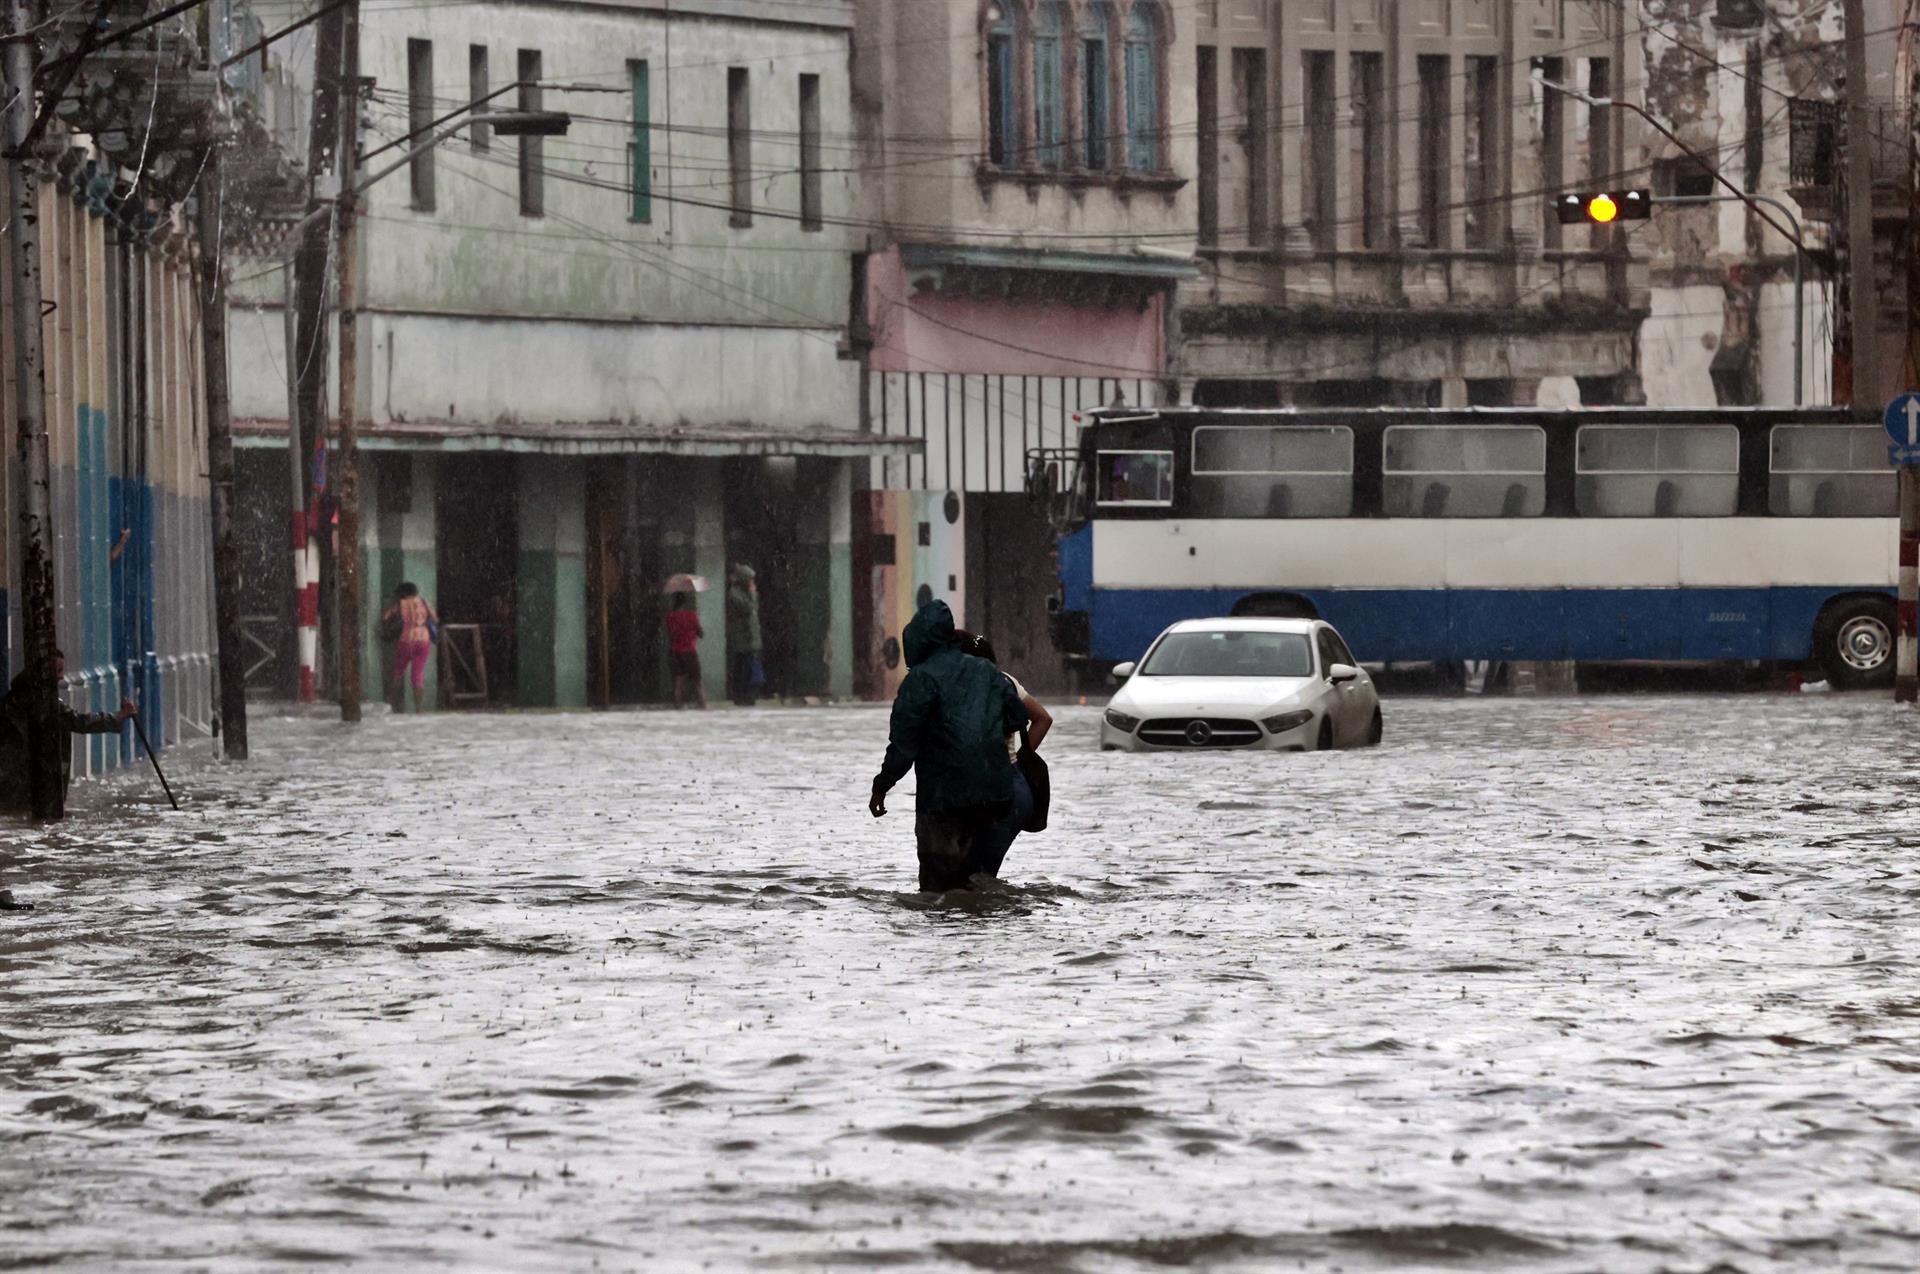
[4,697,1920,1271]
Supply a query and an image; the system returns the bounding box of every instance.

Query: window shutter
[1126,39,1157,170]
[1035,36,1064,167]
[631,61,651,222]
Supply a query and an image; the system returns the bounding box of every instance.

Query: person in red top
[663,592,706,709]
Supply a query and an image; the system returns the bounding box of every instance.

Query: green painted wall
[515,457,588,708]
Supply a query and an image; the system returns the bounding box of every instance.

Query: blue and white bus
[1033,406,1900,688]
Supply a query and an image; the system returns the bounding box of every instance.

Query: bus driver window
[1097,450,1175,506]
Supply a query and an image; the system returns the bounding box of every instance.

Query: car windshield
[1139,630,1314,678]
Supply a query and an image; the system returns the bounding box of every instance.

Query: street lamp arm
[1538,77,1807,253]
[357,80,525,165]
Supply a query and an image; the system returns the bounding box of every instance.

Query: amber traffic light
[1555,189,1652,225]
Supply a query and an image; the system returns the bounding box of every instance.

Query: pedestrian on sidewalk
[380,582,439,714]
[664,592,706,709]
[868,600,1029,893]
[726,564,764,706]
[958,630,1052,880]
[0,649,137,821]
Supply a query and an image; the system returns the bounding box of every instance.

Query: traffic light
[1554,189,1652,225]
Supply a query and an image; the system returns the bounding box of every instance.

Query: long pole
[1844,0,1879,408]
[334,0,363,723]
[5,2,63,820]
[198,149,248,759]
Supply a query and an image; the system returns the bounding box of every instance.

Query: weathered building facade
[852,0,1197,693]
[1181,0,1648,409]
[230,0,894,709]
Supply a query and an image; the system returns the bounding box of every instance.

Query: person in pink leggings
[381,582,438,713]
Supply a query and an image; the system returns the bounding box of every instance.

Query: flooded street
[6,696,1920,1272]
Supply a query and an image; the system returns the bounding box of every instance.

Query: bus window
[1382,425,1545,517]
[1769,425,1897,517]
[1575,424,1738,517]
[1191,425,1353,517]
[1095,450,1174,506]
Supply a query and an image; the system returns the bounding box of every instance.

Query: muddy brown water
[4,697,1920,1271]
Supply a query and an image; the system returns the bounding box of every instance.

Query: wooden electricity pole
[198,149,249,756]
[333,0,364,722]
[1844,0,1880,408]
[5,0,63,818]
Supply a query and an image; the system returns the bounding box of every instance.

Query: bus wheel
[1366,709,1383,747]
[1316,717,1335,751]
[1818,597,1897,690]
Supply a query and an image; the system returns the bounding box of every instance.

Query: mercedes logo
[1184,720,1213,746]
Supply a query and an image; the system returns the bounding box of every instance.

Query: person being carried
[726,564,764,706]
[868,600,1028,893]
[664,592,706,709]
[957,631,1052,881]
[0,649,136,819]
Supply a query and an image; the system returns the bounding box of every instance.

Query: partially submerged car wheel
[1316,717,1334,752]
[1366,708,1383,747]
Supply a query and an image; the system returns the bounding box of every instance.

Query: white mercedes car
[1098,618,1383,752]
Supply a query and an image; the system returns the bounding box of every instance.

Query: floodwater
[5,696,1920,1272]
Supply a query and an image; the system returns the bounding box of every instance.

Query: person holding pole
[0,649,137,819]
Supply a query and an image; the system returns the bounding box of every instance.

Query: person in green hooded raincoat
[868,600,1029,892]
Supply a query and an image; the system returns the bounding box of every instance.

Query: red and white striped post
[286,267,319,704]
[1899,466,1918,705]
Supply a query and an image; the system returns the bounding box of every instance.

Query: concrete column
[370,453,438,708]
[689,458,728,706]
[791,458,854,699]
[516,456,588,708]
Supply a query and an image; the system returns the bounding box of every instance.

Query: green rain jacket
[873,600,1028,812]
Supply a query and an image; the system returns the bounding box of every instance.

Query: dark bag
[426,614,441,644]
[379,611,403,643]
[1016,746,1050,833]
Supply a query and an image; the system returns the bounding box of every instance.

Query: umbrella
[661,573,710,595]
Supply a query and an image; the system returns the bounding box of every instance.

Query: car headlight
[1104,709,1140,733]
[1262,709,1313,734]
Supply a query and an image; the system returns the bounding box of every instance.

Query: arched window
[1124,1,1162,171]
[986,3,1021,166]
[1079,2,1114,169]
[1034,2,1068,168]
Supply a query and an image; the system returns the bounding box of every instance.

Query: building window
[1081,3,1111,169]
[1770,425,1897,516]
[1654,154,1717,199]
[1123,1,1161,171]
[986,4,1020,166]
[469,45,489,152]
[630,60,651,222]
[1538,56,1563,249]
[1233,47,1267,245]
[1384,425,1546,517]
[407,39,435,210]
[1464,56,1498,248]
[1352,52,1385,249]
[1034,2,1066,168]
[1196,44,1217,244]
[728,66,752,227]
[799,72,822,230]
[1304,50,1335,250]
[517,49,543,217]
[1417,55,1449,247]
[1576,425,1739,517]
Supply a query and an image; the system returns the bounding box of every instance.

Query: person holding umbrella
[661,574,708,709]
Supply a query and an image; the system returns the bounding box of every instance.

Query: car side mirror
[1328,663,1359,685]
[1111,661,1136,681]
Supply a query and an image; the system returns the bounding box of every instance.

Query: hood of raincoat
[903,600,958,668]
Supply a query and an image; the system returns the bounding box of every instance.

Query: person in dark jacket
[868,600,1029,892]
[0,649,136,818]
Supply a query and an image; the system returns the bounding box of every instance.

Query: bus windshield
[1140,630,1314,678]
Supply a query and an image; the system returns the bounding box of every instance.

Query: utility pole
[5,0,63,819]
[197,148,249,757]
[334,0,363,723]
[1844,0,1880,408]
[1901,17,1920,705]
[291,0,347,705]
